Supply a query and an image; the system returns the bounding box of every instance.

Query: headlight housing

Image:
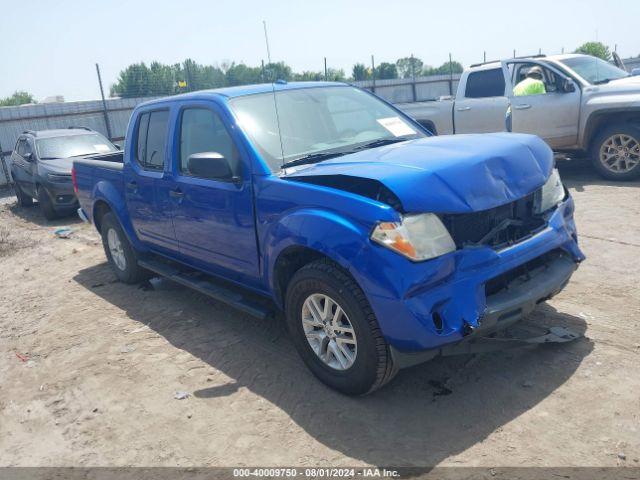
[371,213,456,261]
[536,168,565,213]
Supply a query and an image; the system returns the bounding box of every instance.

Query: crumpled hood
[284,133,554,214]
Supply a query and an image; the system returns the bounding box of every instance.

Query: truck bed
[73,151,124,221]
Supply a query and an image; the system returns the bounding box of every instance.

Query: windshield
[36,133,117,159]
[229,86,426,171]
[559,56,630,85]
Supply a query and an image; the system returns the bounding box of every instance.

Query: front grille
[441,191,546,249]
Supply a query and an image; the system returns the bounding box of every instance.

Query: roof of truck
[137,81,348,108]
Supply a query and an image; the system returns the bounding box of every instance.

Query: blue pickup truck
[73,82,584,395]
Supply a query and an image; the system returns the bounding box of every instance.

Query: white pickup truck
[398,54,640,180]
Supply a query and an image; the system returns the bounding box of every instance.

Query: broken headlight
[371,213,456,261]
[536,168,565,214]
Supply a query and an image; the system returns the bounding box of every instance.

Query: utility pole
[371,55,376,93]
[95,63,113,141]
[263,20,272,64]
[448,53,454,96]
[483,51,487,63]
[324,57,328,81]
[410,54,417,102]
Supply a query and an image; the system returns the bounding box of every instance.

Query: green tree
[352,63,371,81]
[223,63,264,86]
[263,62,293,82]
[0,91,36,106]
[375,62,398,79]
[295,71,324,81]
[574,41,612,61]
[396,56,424,79]
[423,60,463,76]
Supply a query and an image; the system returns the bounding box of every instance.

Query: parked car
[10,127,118,219]
[398,54,640,181]
[73,82,584,395]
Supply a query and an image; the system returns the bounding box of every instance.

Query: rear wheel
[591,124,640,181]
[100,212,150,284]
[37,186,59,220]
[285,259,397,395]
[14,182,33,207]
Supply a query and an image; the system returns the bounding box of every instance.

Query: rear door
[124,109,178,252]
[508,61,581,149]
[454,66,510,133]
[169,101,259,280]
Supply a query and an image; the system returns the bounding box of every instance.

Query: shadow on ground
[74,262,592,467]
[557,157,640,192]
[6,200,81,228]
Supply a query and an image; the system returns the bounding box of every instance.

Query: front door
[11,138,37,196]
[170,103,259,281]
[125,108,178,252]
[508,62,581,149]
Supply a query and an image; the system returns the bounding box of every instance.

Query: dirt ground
[0,159,638,468]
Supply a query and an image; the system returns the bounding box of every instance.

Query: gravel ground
[0,159,638,468]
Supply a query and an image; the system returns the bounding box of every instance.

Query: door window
[135,110,169,171]
[16,139,26,156]
[179,108,240,177]
[465,69,506,98]
[510,63,560,94]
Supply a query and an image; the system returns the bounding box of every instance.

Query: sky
[1,0,639,102]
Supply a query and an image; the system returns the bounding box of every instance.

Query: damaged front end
[283,133,584,365]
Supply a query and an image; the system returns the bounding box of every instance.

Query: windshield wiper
[593,78,611,85]
[39,157,60,160]
[281,151,349,169]
[349,137,407,151]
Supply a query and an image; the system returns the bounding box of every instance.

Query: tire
[284,259,397,395]
[37,186,59,220]
[14,182,33,207]
[100,212,150,284]
[590,124,640,181]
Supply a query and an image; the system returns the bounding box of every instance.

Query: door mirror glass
[562,79,576,93]
[187,152,237,181]
[23,152,33,161]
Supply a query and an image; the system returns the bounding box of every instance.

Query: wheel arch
[584,108,640,151]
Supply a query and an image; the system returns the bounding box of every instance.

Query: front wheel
[591,124,640,181]
[285,259,397,395]
[14,181,33,207]
[100,212,150,284]
[37,186,59,220]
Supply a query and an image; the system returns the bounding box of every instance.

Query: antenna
[263,20,272,64]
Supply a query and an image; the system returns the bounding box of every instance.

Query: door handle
[169,188,184,199]
[513,104,531,110]
[456,106,471,112]
[126,181,138,192]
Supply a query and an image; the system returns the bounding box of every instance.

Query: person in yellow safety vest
[513,66,546,96]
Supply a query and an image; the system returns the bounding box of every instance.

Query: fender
[580,106,640,150]
[263,207,383,305]
[91,179,148,253]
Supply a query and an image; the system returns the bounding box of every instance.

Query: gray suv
[10,127,118,219]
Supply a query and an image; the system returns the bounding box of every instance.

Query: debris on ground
[54,227,74,239]
[174,391,190,400]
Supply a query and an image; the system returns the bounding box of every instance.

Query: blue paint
[74,83,584,356]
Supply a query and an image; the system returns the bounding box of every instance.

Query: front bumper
[42,178,78,210]
[351,195,584,355]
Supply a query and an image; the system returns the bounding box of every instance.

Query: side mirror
[187,152,239,182]
[562,79,576,93]
[23,152,33,162]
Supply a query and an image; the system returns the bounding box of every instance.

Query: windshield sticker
[377,117,416,137]
[94,144,111,152]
